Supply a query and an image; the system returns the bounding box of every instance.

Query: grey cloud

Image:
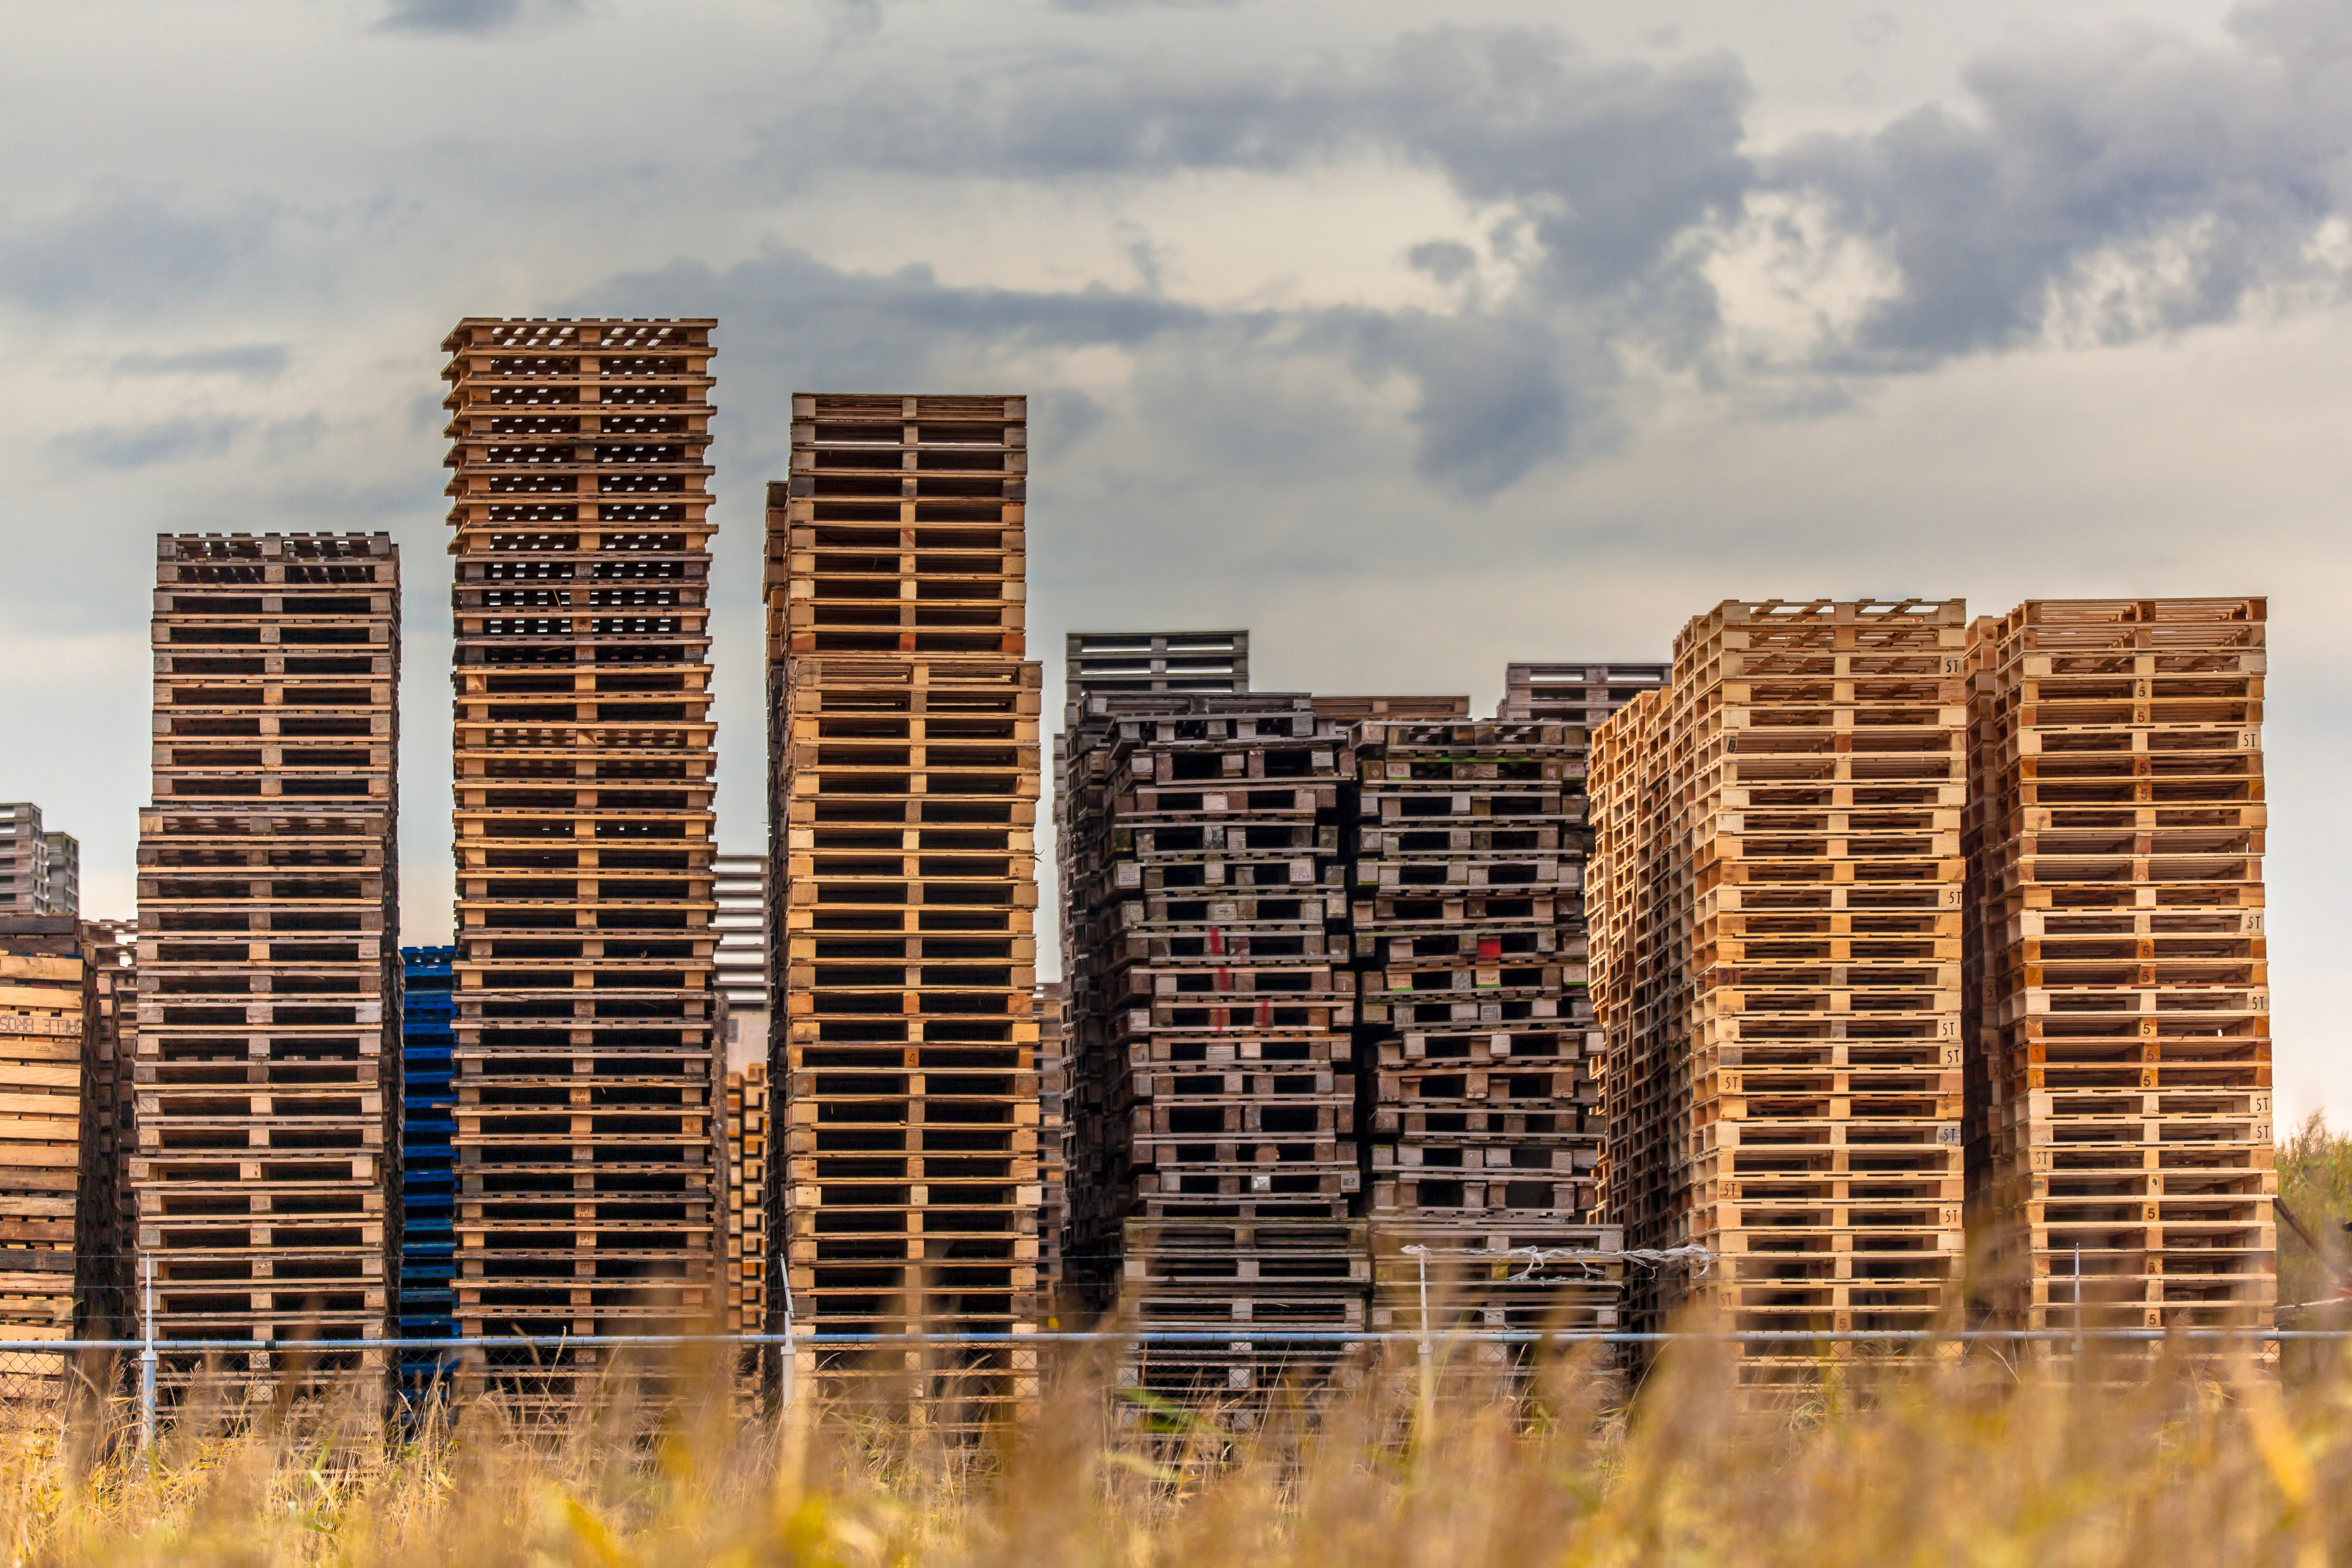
[378,0,579,33]
[51,417,247,470]
[1316,307,1580,495]
[1774,0,2352,363]
[111,344,289,381]
[0,200,275,315]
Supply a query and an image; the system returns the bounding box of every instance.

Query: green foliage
[2279,1112,2352,1311]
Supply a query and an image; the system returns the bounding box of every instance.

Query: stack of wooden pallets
[1964,600,2274,1337]
[767,394,1043,1423]
[1347,711,1625,1341]
[722,1064,769,1334]
[1061,688,1363,1401]
[133,532,403,1395]
[443,318,721,1408]
[1591,600,1968,1381]
[0,917,91,1394]
[1066,632,1249,702]
[1498,664,1670,728]
[77,916,138,1338]
[1035,981,1069,1314]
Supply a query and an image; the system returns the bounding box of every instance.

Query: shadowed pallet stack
[1350,696,1646,1341]
[1061,688,1361,1401]
[1964,599,2274,1337]
[443,318,721,1405]
[133,531,402,1394]
[1589,689,1686,1332]
[767,393,1042,1422]
[0,916,92,1393]
[1592,600,1967,1379]
[0,805,78,917]
[399,946,456,1385]
[1066,631,1250,702]
[78,916,139,1337]
[1035,980,1069,1310]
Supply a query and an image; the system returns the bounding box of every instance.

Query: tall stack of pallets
[1964,600,2274,1336]
[133,531,402,1394]
[1589,689,1685,1332]
[443,318,721,1405]
[722,1064,769,1334]
[1348,688,1657,1343]
[1035,981,1069,1313]
[1061,689,1362,1401]
[399,947,456,1385]
[1591,600,1967,1379]
[0,916,92,1392]
[766,393,1042,1421]
[78,916,139,1337]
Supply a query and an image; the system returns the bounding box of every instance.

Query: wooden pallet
[1065,631,1249,706]
[1963,600,2273,1335]
[132,533,403,1393]
[78,917,138,1336]
[1591,601,1969,1371]
[443,320,722,1407]
[767,395,1045,1422]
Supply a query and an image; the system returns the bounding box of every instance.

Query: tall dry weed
[6,1337,2350,1566]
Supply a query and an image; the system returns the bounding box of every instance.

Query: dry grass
[0,1336,2346,1567]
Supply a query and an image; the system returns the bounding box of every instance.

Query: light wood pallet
[132,532,403,1396]
[723,1065,769,1334]
[1964,600,2273,1336]
[444,320,722,1410]
[767,396,1044,1423]
[1593,601,1969,1379]
[1061,690,1366,1398]
[0,919,92,1392]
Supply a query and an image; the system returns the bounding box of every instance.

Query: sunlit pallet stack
[1061,688,1362,1402]
[1965,599,2274,1336]
[0,917,92,1393]
[133,531,402,1395]
[767,393,1042,1424]
[723,1064,769,1334]
[1592,600,1968,1378]
[444,318,721,1409]
[1349,703,1635,1343]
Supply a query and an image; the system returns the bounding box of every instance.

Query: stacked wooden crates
[133,532,402,1393]
[1061,689,1362,1400]
[443,318,721,1405]
[1965,600,2274,1336]
[0,917,93,1393]
[767,394,1042,1421]
[1591,600,1968,1379]
[1347,685,1657,1345]
[78,916,139,1338]
[722,1064,769,1333]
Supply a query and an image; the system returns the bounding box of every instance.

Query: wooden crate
[1591,600,1968,1374]
[132,534,402,1394]
[443,319,722,1410]
[1963,600,2273,1334]
[767,396,1044,1423]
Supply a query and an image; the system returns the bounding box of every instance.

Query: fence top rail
[10,1329,2336,1354]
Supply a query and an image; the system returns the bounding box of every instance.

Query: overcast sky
[2,0,2346,1118]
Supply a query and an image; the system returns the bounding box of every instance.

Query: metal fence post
[138,1253,156,1452]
